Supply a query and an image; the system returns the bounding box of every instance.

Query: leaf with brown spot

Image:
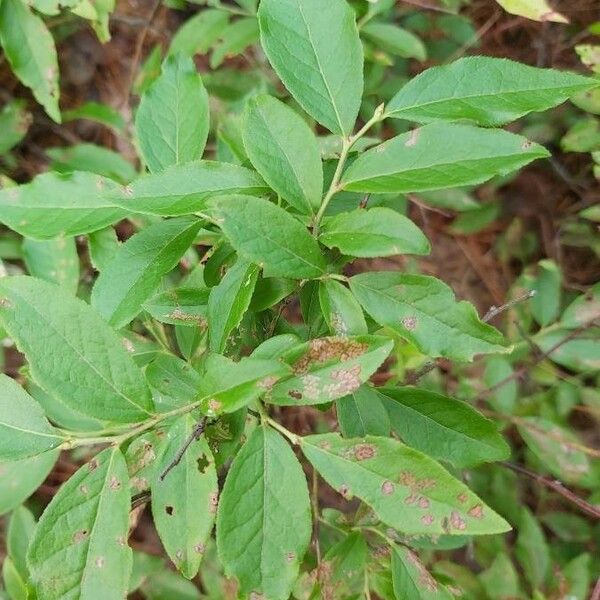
[151,415,218,579]
[392,545,453,599]
[268,335,393,406]
[28,448,132,599]
[301,434,510,536]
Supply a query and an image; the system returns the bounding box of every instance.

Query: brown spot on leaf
[196,454,210,474]
[421,514,435,526]
[418,497,430,509]
[402,316,417,331]
[457,493,468,504]
[293,337,368,375]
[109,476,121,491]
[209,492,218,513]
[406,550,438,592]
[381,480,395,495]
[95,557,105,568]
[339,484,351,499]
[354,443,376,461]
[88,459,99,472]
[288,389,303,400]
[405,128,420,147]
[468,504,483,519]
[194,543,206,554]
[450,511,467,530]
[80,485,89,495]
[286,552,296,563]
[73,530,88,544]
[165,505,174,516]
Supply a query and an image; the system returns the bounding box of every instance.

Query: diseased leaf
[268,335,393,405]
[0,172,125,239]
[0,0,60,121]
[28,448,132,600]
[144,287,209,327]
[92,217,202,328]
[108,161,268,216]
[380,387,510,468]
[136,54,210,173]
[0,374,63,461]
[0,276,153,423]
[319,207,430,258]
[243,95,323,214]
[301,433,511,535]
[199,354,291,415]
[258,0,363,135]
[0,451,58,515]
[362,22,426,61]
[341,123,549,194]
[152,416,218,579]
[208,195,326,278]
[318,279,368,336]
[22,237,79,293]
[350,272,506,361]
[208,259,259,352]
[145,354,202,411]
[216,425,311,600]
[392,545,453,600]
[517,417,593,486]
[336,385,390,438]
[494,0,568,23]
[386,56,593,125]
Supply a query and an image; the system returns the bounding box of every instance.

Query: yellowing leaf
[495,0,568,23]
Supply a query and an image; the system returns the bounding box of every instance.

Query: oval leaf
[341,123,549,194]
[243,95,323,214]
[301,433,511,536]
[152,416,218,579]
[336,385,391,438]
[208,195,326,279]
[318,279,368,336]
[135,54,210,173]
[386,56,594,125]
[108,161,268,217]
[0,374,63,461]
[0,276,153,422]
[380,387,510,468]
[258,0,363,135]
[0,172,125,240]
[216,425,312,599]
[319,207,430,257]
[28,448,132,600]
[268,335,393,406]
[349,272,507,361]
[143,287,209,327]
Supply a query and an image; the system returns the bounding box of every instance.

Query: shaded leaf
[319,279,367,336]
[362,22,426,61]
[336,385,390,438]
[495,0,568,23]
[144,287,209,327]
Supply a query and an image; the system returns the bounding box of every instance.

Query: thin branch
[159,417,210,481]
[405,291,535,385]
[501,462,600,521]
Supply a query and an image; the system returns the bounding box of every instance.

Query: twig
[501,462,600,521]
[405,291,535,385]
[159,417,210,481]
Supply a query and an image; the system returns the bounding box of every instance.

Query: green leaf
[208,195,326,278]
[258,0,363,135]
[494,0,568,23]
[152,415,218,579]
[319,207,430,257]
[517,417,592,485]
[301,433,511,535]
[349,272,506,361]
[0,374,63,460]
[108,161,268,217]
[268,335,393,405]
[145,354,202,411]
[362,22,426,61]
[88,226,120,272]
[318,279,367,336]
[515,507,550,589]
[2,556,28,600]
[392,545,453,600]
[199,354,291,415]
[534,327,600,372]
[143,287,209,327]
[7,506,36,581]
[561,282,600,328]
[91,217,202,328]
[336,385,390,438]
[484,356,517,414]
[0,0,60,121]
[216,425,311,599]
[0,100,31,154]
[210,18,260,69]
[380,387,510,468]
[208,259,259,353]
[135,54,209,173]
[169,9,229,56]
[386,56,594,125]
[480,553,522,600]
[62,101,125,133]
[0,171,125,239]
[28,448,132,600]
[47,143,138,184]
[22,237,79,294]
[0,276,153,423]
[0,451,58,515]
[531,259,561,326]
[243,95,323,214]
[341,123,549,193]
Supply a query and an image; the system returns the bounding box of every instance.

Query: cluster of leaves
[0,0,599,599]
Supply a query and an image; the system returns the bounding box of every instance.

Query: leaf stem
[312,104,385,236]
[265,417,300,445]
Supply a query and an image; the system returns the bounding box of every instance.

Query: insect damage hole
[165,505,174,516]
